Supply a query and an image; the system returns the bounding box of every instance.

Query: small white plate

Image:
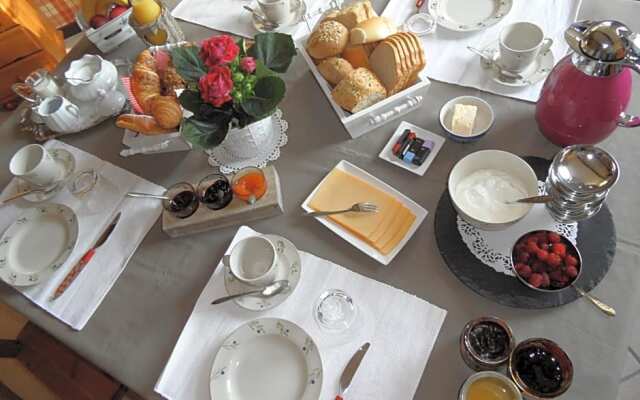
[301,160,428,265]
[428,0,512,32]
[210,318,322,400]
[378,121,445,176]
[0,203,78,286]
[439,96,495,142]
[16,148,76,203]
[252,0,307,33]
[223,234,301,311]
[480,40,555,87]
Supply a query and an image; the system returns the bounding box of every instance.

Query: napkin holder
[162,166,284,238]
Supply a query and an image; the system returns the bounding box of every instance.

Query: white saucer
[16,148,76,202]
[0,203,78,286]
[479,40,555,87]
[252,0,307,33]
[428,0,513,32]
[223,234,301,311]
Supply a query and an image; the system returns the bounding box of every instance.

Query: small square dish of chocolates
[379,121,445,176]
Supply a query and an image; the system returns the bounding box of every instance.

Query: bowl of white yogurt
[448,150,538,230]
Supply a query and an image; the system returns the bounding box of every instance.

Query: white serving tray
[298,36,432,139]
[379,121,445,176]
[301,160,428,265]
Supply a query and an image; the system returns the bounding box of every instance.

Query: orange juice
[232,168,267,203]
[467,377,517,400]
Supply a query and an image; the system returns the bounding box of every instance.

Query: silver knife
[336,342,371,400]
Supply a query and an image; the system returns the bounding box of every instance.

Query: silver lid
[550,145,619,194]
[579,20,630,62]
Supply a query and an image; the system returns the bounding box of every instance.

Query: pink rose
[199,35,239,68]
[199,66,233,107]
[240,56,257,73]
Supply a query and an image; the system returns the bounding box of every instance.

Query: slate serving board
[434,156,616,309]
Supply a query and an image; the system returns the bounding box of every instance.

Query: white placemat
[0,140,164,330]
[457,181,578,276]
[382,0,582,102]
[172,0,324,41]
[155,225,447,400]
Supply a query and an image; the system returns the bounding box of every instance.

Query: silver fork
[303,202,378,217]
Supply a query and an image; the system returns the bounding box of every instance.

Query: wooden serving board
[162,166,284,238]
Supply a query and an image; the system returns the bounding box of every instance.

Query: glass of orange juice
[232,167,267,204]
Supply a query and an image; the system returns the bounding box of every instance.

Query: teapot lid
[568,20,631,62]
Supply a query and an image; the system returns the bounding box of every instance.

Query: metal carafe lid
[550,145,619,195]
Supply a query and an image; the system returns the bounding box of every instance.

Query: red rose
[240,56,256,73]
[200,35,239,68]
[199,66,233,107]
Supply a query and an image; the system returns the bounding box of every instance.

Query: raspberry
[565,255,578,267]
[525,240,539,253]
[515,263,532,279]
[540,272,551,288]
[549,270,564,283]
[516,251,531,263]
[548,232,561,243]
[528,273,544,288]
[547,253,562,268]
[536,249,550,262]
[565,266,579,278]
[532,261,546,273]
[551,243,567,257]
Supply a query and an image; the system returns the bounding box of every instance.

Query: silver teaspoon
[211,280,289,305]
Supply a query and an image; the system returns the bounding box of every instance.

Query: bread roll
[116,114,175,135]
[331,68,387,113]
[150,96,182,129]
[318,57,354,86]
[350,17,397,45]
[342,44,371,69]
[331,1,372,29]
[307,21,349,60]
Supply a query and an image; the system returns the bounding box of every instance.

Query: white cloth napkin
[155,225,447,400]
[382,0,582,102]
[0,140,164,330]
[171,0,324,40]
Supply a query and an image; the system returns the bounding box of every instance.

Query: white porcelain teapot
[64,54,119,102]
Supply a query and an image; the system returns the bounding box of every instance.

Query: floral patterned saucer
[428,0,513,32]
[223,234,301,311]
[16,148,76,203]
[0,203,78,286]
[210,318,322,400]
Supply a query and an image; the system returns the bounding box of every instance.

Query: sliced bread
[369,40,405,94]
[331,67,387,113]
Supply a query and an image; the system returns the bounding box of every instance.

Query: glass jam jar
[460,316,516,371]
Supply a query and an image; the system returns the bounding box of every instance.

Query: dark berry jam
[202,179,233,210]
[514,346,563,394]
[469,322,510,362]
[169,190,198,218]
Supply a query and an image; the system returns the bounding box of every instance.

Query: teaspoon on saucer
[211,279,289,305]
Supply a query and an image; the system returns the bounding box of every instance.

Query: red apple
[90,14,109,29]
[109,5,129,20]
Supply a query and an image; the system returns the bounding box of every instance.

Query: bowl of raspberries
[511,230,581,291]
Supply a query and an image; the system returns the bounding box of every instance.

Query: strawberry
[565,254,578,267]
[547,253,562,268]
[565,266,579,278]
[528,273,544,288]
[551,243,567,257]
[536,249,550,262]
[515,263,532,279]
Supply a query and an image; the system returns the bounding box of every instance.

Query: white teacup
[224,235,285,287]
[9,144,64,187]
[257,0,292,25]
[37,96,81,133]
[498,22,553,73]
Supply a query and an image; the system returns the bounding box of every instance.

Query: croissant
[150,96,182,129]
[116,114,174,135]
[136,50,157,70]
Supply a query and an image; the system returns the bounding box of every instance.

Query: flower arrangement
[170,32,296,149]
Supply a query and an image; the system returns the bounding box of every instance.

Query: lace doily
[206,109,289,174]
[457,181,578,277]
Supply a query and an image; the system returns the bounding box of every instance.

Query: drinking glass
[67,169,119,215]
[314,289,358,333]
[232,167,267,205]
[196,173,233,210]
[163,182,199,219]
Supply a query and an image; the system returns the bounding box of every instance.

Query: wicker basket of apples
[76,0,137,53]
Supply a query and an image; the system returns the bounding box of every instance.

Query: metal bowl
[510,230,583,293]
[508,338,573,399]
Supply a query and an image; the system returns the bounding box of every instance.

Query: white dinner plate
[428,0,513,32]
[301,160,428,265]
[0,203,78,286]
[210,318,322,400]
[223,234,301,311]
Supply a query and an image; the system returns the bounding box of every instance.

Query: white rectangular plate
[379,121,445,176]
[301,160,428,265]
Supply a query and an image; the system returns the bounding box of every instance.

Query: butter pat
[451,104,478,136]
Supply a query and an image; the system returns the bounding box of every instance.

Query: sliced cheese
[451,104,478,136]
[369,201,403,244]
[308,169,398,239]
[379,210,416,255]
[373,206,411,250]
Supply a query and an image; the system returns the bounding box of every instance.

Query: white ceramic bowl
[458,371,522,400]
[448,150,538,231]
[440,96,494,142]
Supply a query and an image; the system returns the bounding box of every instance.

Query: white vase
[219,116,273,159]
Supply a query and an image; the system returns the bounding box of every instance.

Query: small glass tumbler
[67,169,119,215]
[163,182,199,219]
[314,289,358,333]
[231,167,267,205]
[197,173,233,210]
[129,0,185,46]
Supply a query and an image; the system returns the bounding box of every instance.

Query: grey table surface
[1,0,640,399]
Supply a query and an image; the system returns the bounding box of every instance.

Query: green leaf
[170,46,208,83]
[237,38,248,57]
[240,76,285,119]
[181,116,231,149]
[178,90,204,114]
[254,60,276,80]
[248,33,296,73]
